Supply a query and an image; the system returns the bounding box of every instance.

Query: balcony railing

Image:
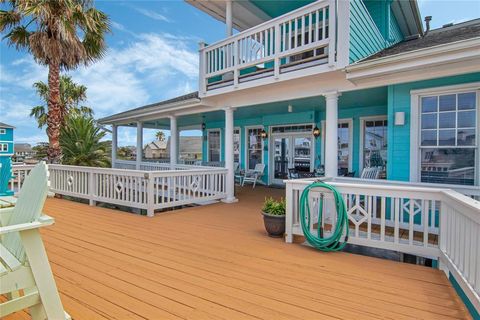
[199,0,335,94]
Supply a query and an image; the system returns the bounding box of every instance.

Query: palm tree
[1,0,109,163]
[155,130,166,142]
[60,115,110,167]
[30,75,93,129]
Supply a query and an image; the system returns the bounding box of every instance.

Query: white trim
[233,126,241,164]
[359,115,388,173]
[244,125,264,172]
[410,83,480,186]
[0,129,6,134]
[0,143,9,153]
[207,129,222,162]
[321,118,353,172]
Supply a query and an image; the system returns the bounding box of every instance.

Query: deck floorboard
[4,186,470,319]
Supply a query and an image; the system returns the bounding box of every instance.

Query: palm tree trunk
[46,61,62,163]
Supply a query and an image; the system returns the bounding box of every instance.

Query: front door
[271,134,313,184]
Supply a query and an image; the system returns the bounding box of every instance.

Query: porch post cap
[222,106,237,111]
[322,91,342,99]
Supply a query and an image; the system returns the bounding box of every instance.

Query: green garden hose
[299,181,349,251]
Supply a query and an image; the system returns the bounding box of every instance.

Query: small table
[0,196,16,209]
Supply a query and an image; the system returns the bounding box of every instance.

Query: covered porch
[4,186,470,320]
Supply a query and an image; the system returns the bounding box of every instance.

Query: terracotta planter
[262,212,286,237]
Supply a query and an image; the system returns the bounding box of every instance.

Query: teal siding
[349,0,385,63]
[449,274,480,319]
[350,0,404,63]
[387,72,480,182]
[0,127,14,155]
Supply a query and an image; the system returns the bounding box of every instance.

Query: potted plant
[262,197,286,237]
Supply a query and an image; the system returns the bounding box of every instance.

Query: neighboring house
[99,1,480,192]
[13,143,35,162]
[0,122,14,196]
[144,137,203,160]
[144,140,168,159]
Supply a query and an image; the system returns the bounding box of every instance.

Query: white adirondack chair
[0,162,70,319]
[360,166,382,179]
[241,163,265,188]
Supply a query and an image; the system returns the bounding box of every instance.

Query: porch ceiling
[135,87,388,129]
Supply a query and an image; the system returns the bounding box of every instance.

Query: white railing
[11,164,227,216]
[199,0,335,93]
[285,177,480,313]
[113,159,222,171]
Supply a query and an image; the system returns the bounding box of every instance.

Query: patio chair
[233,162,243,184]
[360,166,381,179]
[0,162,70,319]
[241,164,265,188]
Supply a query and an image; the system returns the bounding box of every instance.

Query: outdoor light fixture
[288,105,293,113]
[394,112,405,126]
[313,126,321,138]
[201,122,206,131]
[260,129,268,139]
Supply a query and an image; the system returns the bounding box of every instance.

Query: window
[419,91,477,185]
[362,118,388,170]
[207,130,221,162]
[233,128,240,163]
[0,144,7,152]
[0,129,6,134]
[246,127,263,170]
[321,120,352,174]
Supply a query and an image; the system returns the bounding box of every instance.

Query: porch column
[136,121,143,170]
[169,116,178,167]
[324,91,340,177]
[111,124,118,168]
[223,107,237,203]
[226,0,233,37]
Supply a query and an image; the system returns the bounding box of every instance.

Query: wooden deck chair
[0,162,70,319]
[241,164,265,188]
[360,166,381,180]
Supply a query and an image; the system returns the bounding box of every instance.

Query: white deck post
[223,107,237,203]
[170,116,178,167]
[324,91,340,177]
[111,124,118,168]
[226,0,233,37]
[136,121,143,170]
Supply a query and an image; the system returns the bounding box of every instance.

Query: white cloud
[134,8,171,22]
[2,32,199,144]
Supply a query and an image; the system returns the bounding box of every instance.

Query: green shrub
[262,197,286,216]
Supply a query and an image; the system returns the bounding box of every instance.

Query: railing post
[274,24,281,79]
[198,41,207,95]
[327,0,336,67]
[146,172,155,217]
[88,170,96,206]
[233,40,239,87]
[285,181,294,243]
[438,199,449,275]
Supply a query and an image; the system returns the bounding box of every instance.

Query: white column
[223,107,237,203]
[226,0,233,37]
[324,92,340,177]
[136,121,143,170]
[169,116,178,167]
[111,124,118,168]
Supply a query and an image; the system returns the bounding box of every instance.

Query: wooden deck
[6,186,470,319]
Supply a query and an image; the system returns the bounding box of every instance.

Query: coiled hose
[299,181,349,251]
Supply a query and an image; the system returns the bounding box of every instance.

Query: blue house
[99,1,479,200]
[0,122,14,196]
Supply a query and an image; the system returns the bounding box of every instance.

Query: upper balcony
[198,0,346,97]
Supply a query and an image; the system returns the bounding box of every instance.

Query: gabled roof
[364,19,480,62]
[0,122,15,129]
[14,143,33,152]
[144,140,168,150]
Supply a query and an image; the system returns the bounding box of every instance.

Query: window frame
[0,129,6,134]
[233,127,241,164]
[320,118,353,172]
[0,143,8,152]
[410,82,480,186]
[359,115,388,172]
[206,129,222,162]
[244,125,264,170]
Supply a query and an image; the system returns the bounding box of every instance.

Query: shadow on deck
[6,186,470,319]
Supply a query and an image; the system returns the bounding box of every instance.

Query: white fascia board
[98,99,203,125]
[346,38,480,83]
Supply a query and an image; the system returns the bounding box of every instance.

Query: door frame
[359,115,388,172]
[320,118,354,172]
[268,123,315,185]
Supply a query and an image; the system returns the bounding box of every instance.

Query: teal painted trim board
[387,72,480,182]
[449,273,480,319]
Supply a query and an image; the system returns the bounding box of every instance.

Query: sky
[1,0,479,147]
